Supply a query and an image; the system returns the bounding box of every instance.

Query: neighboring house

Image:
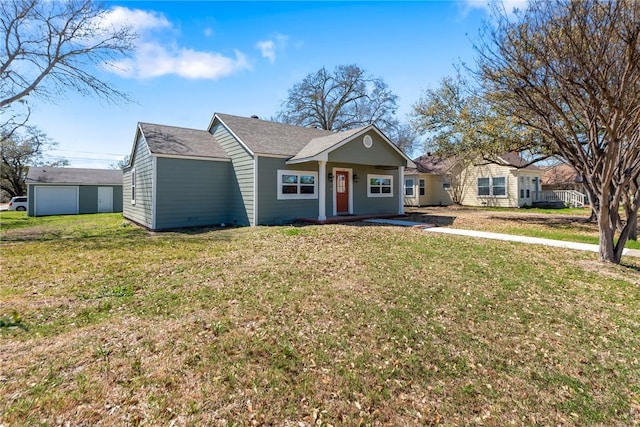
[541,163,582,191]
[404,152,542,208]
[122,113,414,230]
[26,167,123,216]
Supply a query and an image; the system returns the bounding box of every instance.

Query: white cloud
[103,7,249,80]
[256,40,276,63]
[256,33,289,64]
[103,6,171,32]
[461,0,527,15]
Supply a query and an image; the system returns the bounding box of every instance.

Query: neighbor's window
[419,179,425,196]
[277,170,318,200]
[368,174,393,197]
[405,178,414,196]
[131,168,136,205]
[478,176,507,197]
[442,176,451,190]
[492,177,506,196]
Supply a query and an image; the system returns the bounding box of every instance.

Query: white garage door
[35,186,79,216]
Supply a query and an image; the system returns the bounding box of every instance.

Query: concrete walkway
[365,218,640,258]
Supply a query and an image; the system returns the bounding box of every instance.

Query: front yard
[1,211,639,425]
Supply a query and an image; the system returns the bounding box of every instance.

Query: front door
[336,170,349,214]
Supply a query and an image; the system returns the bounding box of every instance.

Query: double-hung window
[478,176,507,197]
[368,174,393,197]
[404,178,414,196]
[277,170,318,200]
[419,179,425,196]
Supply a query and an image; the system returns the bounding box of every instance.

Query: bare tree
[1,127,68,198]
[475,0,640,264]
[0,0,135,111]
[276,64,419,151]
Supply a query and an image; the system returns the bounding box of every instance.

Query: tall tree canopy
[411,74,548,166]
[475,0,639,263]
[413,0,639,264]
[276,64,418,154]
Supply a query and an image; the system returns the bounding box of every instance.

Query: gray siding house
[26,167,123,216]
[122,113,414,230]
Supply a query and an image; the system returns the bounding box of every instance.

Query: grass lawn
[1,211,639,425]
[405,206,640,250]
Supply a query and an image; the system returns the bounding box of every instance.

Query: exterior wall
[27,184,123,215]
[123,134,154,228]
[459,163,519,208]
[257,159,401,224]
[257,157,319,225]
[403,174,453,207]
[78,185,123,214]
[154,157,233,229]
[210,122,254,226]
[347,164,399,215]
[328,130,406,167]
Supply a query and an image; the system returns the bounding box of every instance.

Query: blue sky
[24,0,521,168]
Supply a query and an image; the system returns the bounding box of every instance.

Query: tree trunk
[597,206,621,264]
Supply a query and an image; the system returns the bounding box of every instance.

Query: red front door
[336,171,349,214]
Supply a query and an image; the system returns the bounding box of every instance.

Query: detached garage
[26,167,123,217]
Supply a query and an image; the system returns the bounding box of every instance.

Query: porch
[297,213,406,225]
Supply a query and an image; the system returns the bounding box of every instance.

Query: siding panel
[155,157,232,229]
[123,133,154,228]
[211,123,254,226]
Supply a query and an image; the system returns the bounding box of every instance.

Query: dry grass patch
[1,213,639,425]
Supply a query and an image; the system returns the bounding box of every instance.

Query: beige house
[404,152,542,208]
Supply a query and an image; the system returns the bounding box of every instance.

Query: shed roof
[139,122,229,160]
[26,167,123,185]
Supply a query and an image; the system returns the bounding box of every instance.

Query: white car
[8,196,28,211]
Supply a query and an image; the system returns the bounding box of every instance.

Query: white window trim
[367,174,394,198]
[277,169,318,200]
[477,175,508,198]
[131,167,136,205]
[404,178,415,196]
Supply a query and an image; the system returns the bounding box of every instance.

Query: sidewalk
[365,219,640,258]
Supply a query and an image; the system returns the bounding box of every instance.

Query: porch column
[398,165,405,215]
[318,160,327,221]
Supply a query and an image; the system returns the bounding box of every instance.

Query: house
[404,152,542,208]
[26,167,123,216]
[122,113,414,230]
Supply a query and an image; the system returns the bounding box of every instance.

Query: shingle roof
[215,113,335,156]
[498,152,541,171]
[408,154,458,175]
[288,126,368,161]
[542,163,578,186]
[139,122,229,159]
[26,167,123,185]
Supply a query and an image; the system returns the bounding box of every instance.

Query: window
[368,174,393,197]
[478,176,507,197]
[442,176,451,190]
[131,168,136,205]
[405,178,414,196]
[419,179,425,196]
[277,170,318,200]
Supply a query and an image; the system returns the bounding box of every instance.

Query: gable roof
[408,154,459,175]
[213,113,334,157]
[288,126,369,162]
[496,152,541,171]
[26,167,122,185]
[139,122,229,160]
[542,163,578,186]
